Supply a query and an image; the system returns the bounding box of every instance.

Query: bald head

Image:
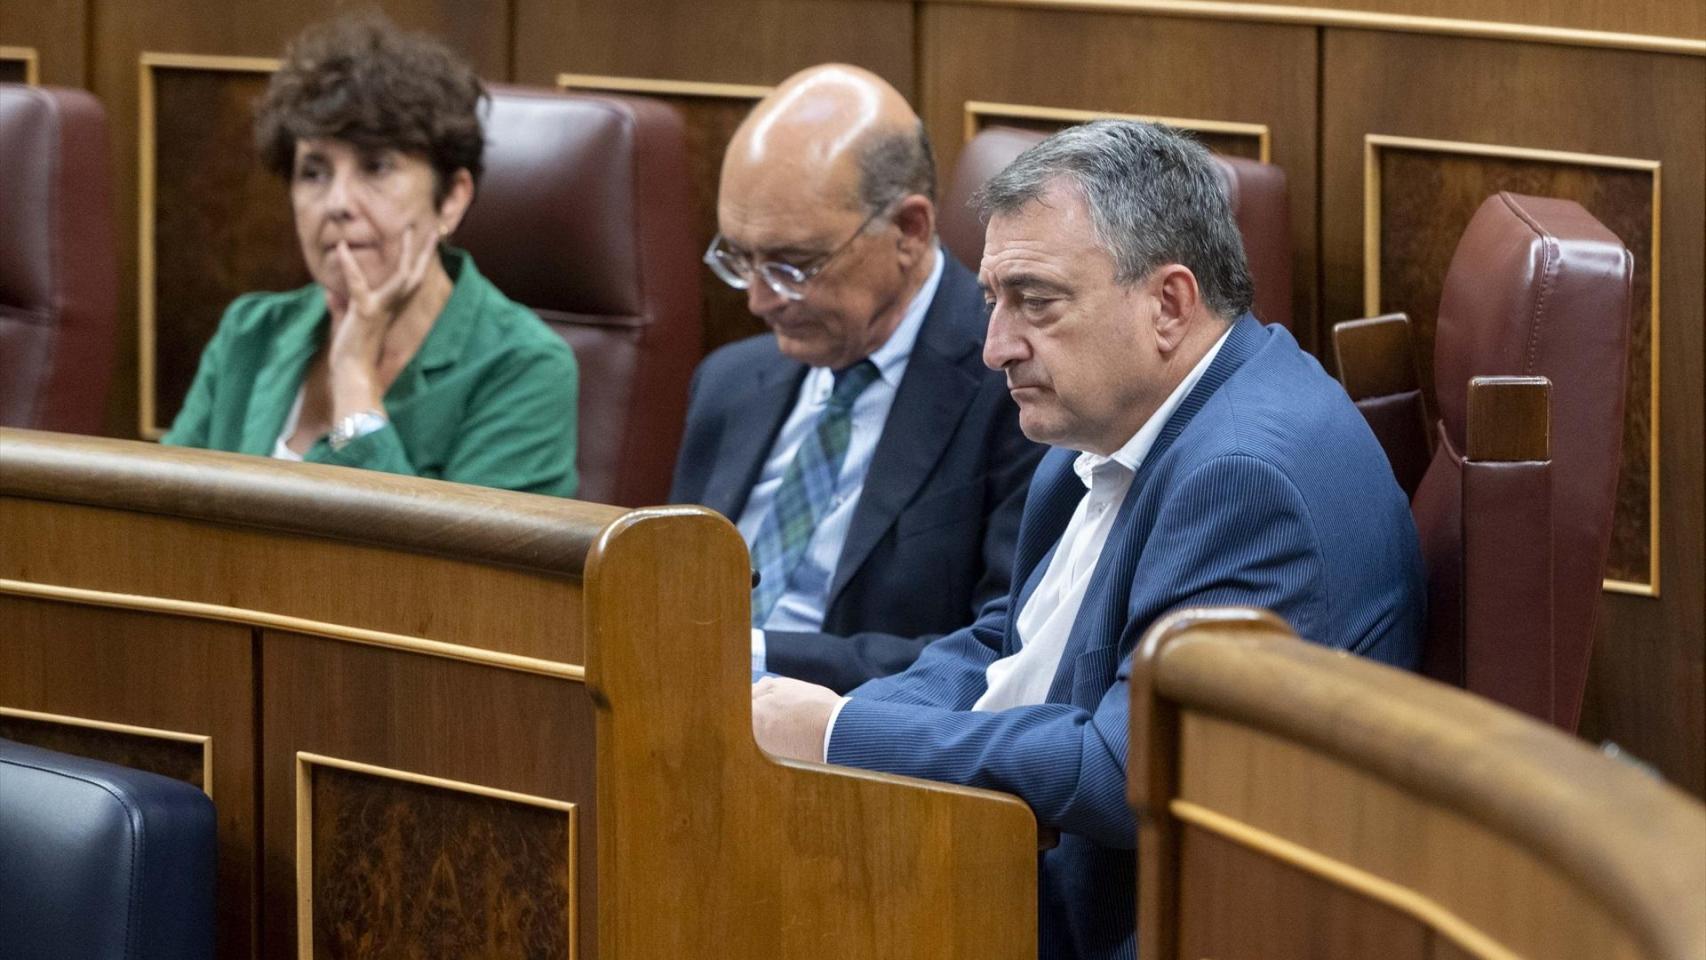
[724,64,933,218]
[714,64,940,369]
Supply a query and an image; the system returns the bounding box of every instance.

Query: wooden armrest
[1332,312,1421,401]
[1467,376,1550,462]
[1462,375,1554,722]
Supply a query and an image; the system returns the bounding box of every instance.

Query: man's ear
[436,168,477,236]
[892,195,936,265]
[1151,264,1203,354]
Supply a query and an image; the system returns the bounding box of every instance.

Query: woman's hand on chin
[325,224,437,416]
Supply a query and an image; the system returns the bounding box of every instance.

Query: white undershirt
[270,387,307,462]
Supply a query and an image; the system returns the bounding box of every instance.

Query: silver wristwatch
[328,410,389,451]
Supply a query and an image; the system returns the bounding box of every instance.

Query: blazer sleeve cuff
[825,697,938,772]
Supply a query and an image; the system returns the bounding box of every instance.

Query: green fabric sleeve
[159,300,239,447]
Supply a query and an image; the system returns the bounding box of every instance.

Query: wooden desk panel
[1,431,1039,960]
[259,630,597,960]
[0,595,257,960]
[1128,608,1706,960]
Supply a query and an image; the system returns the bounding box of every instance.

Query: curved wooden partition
[1128,607,1706,960]
[0,428,1036,960]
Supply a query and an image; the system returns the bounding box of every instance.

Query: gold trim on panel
[940,0,1706,57]
[1602,578,1659,598]
[556,72,772,100]
[1362,133,1663,597]
[1172,798,1517,960]
[0,46,41,85]
[0,579,587,681]
[136,53,282,440]
[964,100,1272,163]
[294,751,578,960]
[0,705,214,797]
[140,52,282,72]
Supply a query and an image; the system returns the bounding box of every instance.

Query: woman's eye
[295,165,327,184]
[362,154,394,175]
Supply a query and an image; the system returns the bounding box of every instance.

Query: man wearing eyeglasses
[670,64,1042,693]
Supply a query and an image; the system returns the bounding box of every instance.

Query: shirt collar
[1073,321,1235,488]
[864,244,942,386]
[800,245,943,404]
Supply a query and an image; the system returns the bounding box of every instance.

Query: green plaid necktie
[750,360,882,626]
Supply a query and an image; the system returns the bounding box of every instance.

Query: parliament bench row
[2,429,1701,960]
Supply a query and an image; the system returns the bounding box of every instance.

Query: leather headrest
[0,85,112,312]
[1434,192,1633,455]
[457,87,659,322]
[940,126,1046,269]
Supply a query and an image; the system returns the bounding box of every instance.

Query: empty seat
[0,84,119,433]
[457,85,701,506]
[939,124,1293,330]
[1,738,217,960]
[1333,192,1633,729]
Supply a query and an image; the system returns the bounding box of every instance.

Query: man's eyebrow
[764,244,824,260]
[724,239,825,263]
[987,273,1071,296]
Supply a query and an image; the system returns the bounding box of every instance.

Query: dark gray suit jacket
[669,255,1043,692]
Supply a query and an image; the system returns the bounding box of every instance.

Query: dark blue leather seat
[0,738,216,960]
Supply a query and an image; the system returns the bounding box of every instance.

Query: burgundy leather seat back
[939,125,1292,329]
[939,127,1045,277]
[1212,153,1291,332]
[0,84,118,433]
[456,86,701,506]
[1411,192,1632,727]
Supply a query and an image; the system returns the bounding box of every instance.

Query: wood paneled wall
[2,0,1700,795]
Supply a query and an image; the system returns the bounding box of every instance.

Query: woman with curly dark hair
[164,13,578,496]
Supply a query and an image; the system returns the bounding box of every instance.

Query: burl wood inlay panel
[0,714,205,789]
[970,113,1263,162]
[150,65,307,434]
[1179,823,1433,960]
[307,762,574,958]
[1373,146,1656,586]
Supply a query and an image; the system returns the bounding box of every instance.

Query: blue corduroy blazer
[828,313,1425,960]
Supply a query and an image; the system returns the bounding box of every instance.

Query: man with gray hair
[753,120,1423,959]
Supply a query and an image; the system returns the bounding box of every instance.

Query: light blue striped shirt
[741,249,945,671]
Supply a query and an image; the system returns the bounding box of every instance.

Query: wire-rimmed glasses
[702,204,889,302]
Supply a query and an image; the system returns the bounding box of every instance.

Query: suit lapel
[698,358,806,520]
[824,260,987,609]
[1039,313,1265,703]
[1001,450,1088,654]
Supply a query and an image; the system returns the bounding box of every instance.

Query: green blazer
[162,247,579,497]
